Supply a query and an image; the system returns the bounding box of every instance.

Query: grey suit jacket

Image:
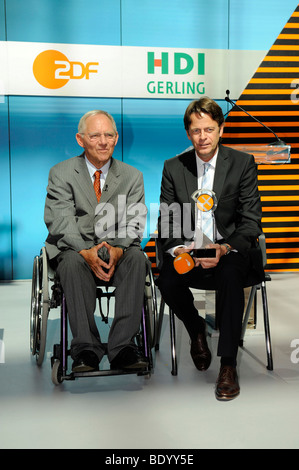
[44,154,146,260]
[158,144,263,256]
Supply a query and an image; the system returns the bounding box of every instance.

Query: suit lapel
[73,155,122,211]
[213,145,229,200]
[182,149,197,202]
[99,157,120,204]
[73,154,98,209]
[181,149,198,223]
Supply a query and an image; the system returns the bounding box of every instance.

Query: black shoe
[215,366,240,401]
[72,350,99,373]
[190,320,212,371]
[110,347,148,371]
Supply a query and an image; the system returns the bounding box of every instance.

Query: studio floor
[0,272,299,450]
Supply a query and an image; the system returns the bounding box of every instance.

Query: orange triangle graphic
[222,4,299,159]
[222,3,299,272]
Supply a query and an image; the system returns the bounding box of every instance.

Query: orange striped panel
[262,206,299,211]
[262,217,299,222]
[263,55,299,61]
[266,238,299,243]
[258,175,299,180]
[237,99,298,104]
[259,165,299,170]
[214,4,299,271]
[263,227,299,233]
[225,122,299,127]
[284,22,299,27]
[267,248,299,253]
[267,258,299,264]
[258,185,299,191]
[270,45,299,50]
[224,132,295,138]
[278,34,299,39]
[265,269,299,272]
[261,196,299,201]
[243,89,297,94]
[229,111,299,116]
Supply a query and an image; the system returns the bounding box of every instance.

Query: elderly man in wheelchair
[30,110,156,383]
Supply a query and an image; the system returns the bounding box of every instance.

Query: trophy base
[192,248,216,258]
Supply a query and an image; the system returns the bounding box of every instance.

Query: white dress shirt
[168,148,221,256]
[85,155,111,191]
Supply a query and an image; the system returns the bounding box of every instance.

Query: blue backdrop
[0,0,297,279]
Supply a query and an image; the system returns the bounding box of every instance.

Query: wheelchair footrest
[70,367,150,379]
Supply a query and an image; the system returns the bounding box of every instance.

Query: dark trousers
[55,246,148,362]
[156,252,251,360]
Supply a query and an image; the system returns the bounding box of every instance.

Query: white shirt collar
[195,147,218,174]
[84,155,111,180]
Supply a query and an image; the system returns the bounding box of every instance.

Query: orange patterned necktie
[93,170,102,202]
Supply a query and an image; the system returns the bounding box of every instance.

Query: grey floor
[0,272,299,450]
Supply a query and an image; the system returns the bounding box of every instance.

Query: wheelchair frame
[30,247,158,385]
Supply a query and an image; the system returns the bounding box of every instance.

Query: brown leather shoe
[215,366,240,401]
[190,328,211,371]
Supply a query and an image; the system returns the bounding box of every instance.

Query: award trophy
[173,188,217,275]
[191,188,217,258]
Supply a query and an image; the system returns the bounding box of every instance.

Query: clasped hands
[174,242,225,269]
[79,241,123,282]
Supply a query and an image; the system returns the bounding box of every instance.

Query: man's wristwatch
[222,243,232,255]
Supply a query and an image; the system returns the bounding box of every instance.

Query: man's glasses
[82,132,116,142]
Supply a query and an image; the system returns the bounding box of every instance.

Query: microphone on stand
[224,89,286,146]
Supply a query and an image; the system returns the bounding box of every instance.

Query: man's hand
[194,243,221,269]
[79,242,123,282]
[174,243,229,270]
[173,242,195,257]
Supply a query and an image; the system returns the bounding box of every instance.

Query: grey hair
[78,110,118,134]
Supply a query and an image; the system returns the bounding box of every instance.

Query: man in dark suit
[44,110,148,372]
[156,97,263,400]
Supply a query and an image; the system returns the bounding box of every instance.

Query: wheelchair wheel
[51,359,63,385]
[30,247,49,366]
[144,268,158,349]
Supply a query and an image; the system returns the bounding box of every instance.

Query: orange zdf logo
[33,50,99,89]
[196,193,215,212]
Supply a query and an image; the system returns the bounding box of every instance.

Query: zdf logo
[33,50,99,89]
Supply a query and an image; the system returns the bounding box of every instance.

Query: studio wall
[0,0,298,279]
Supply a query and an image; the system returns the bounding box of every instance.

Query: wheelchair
[30,247,158,385]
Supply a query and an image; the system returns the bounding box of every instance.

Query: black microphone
[103,184,108,192]
[224,89,285,145]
